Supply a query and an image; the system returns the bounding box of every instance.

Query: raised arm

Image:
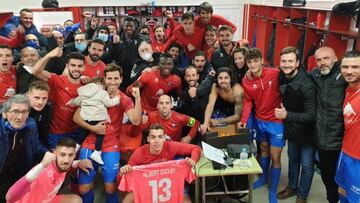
[200,84,218,134]
[126,87,142,125]
[32,47,63,81]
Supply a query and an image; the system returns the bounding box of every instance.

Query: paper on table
[201,141,226,165]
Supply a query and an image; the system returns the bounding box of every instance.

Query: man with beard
[127,53,182,112]
[141,94,200,143]
[176,65,213,123]
[211,25,236,71]
[191,50,214,83]
[6,138,93,203]
[16,46,39,93]
[32,47,85,150]
[200,67,243,133]
[64,39,106,83]
[130,41,159,83]
[0,45,16,105]
[310,46,347,203]
[275,47,316,203]
[335,50,360,203]
[73,64,141,203]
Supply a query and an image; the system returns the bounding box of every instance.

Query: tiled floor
[88,144,328,203]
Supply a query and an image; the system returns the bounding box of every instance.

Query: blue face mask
[75,42,87,52]
[98,33,108,42]
[26,40,39,49]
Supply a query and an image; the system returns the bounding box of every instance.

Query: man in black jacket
[275,47,316,203]
[310,46,347,203]
[211,25,236,71]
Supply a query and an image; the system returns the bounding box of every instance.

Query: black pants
[76,121,104,151]
[318,149,340,203]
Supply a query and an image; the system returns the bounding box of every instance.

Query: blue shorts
[255,119,284,148]
[78,147,120,184]
[335,151,360,202]
[247,110,259,140]
[48,129,82,149]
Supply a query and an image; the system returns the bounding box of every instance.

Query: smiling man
[200,67,243,133]
[127,53,182,112]
[0,94,47,202]
[32,47,85,150]
[275,47,316,203]
[6,138,93,203]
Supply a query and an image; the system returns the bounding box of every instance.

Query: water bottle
[239,148,249,169]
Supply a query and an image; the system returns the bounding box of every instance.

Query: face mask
[141,52,153,61]
[26,40,39,49]
[98,33,108,42]
[75,42,87,52]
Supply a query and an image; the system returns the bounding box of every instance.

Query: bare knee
[104,183,116,193]
[339,187,346,196]
[260,142,270,156]
[78,184,93,195]
[183,195,192,203]
[61,194,83,203]
[122,192,134,203]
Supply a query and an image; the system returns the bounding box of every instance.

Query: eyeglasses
[7,110,29,117]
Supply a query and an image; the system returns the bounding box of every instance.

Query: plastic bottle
[316,13,325,28]
[239,148,249,169]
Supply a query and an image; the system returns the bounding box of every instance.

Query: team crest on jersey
[269,80,272,86]
[65,87,69,91]
[253,84,257,89]
[155,78,159,83]
[168,82,173,86]
[344,102,356,116]
[171,123,177,128]
[96,70,100,76]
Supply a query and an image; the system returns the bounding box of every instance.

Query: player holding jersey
[335,50,360,203]
[119,123,201,203]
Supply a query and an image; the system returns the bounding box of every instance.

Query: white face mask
[141,52,153,61]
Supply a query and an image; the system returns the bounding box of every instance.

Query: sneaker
[296,197,307,203]
[90,151,104,165]
[277,186,297,199]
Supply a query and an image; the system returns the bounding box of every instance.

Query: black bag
[283,0,306,7]
[42,0,59,8]
[332,0,360,16]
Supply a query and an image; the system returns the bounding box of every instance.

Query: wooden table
[195,156,262,203]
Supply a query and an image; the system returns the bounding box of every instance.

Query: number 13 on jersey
[149,178,172,203]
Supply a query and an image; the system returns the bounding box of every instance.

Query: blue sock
[106,192,119,203]
[253,156,270,189]
[81,189,94,203]
[269,167,281,203]
[339,194,349,203]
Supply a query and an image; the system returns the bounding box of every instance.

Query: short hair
[97,25,110,34]
[73,32,88,40]
[88,38,106,49]
[246,48,263,60]
[64,19,73,25]
[66,52,85,64]
[343,50,360,59]
[182,11,194,21]
[149,123,164,132]
[57,137,76,149]
[205,25,217,33]
[280,46,300,61]
[140,25,149,31]
[192,50,206,60]
[160,52,173,60]
[153,24,164,32]
[167,42,182,51]
[184,65,198,74]
[124,16,136,24]
[89,77,104,84]
[199,2,214,14]
[20,8,33,15]
[21,46,39,57]
[0,44,13,55]
[215,67,235,88]
[219,25,233,34]
[2,94,30,113]
[104,63,123,77]
[28,80,50,93]
[233,47,248,58]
